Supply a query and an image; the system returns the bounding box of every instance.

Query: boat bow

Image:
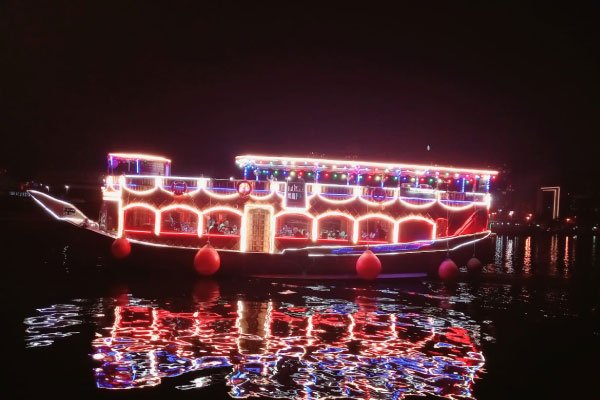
[28,190,93,227]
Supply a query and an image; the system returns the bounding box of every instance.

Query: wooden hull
[28,189,495,280]
[65,224,494,280]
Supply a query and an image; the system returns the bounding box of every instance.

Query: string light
[236,155,498,176]
[32,151,497,257]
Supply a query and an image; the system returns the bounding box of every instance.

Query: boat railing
[206,178,275,196]
[206,179,239,195]
[104,176,121,191]
[249,180,272,197]
[318,184,355,200]
[439,191,465,201]
[275,182,287,196]
[358,186,396,202]
[123,176,157,192]
[161,177,200,194]
[465,192,487,202]
[400,186,437,199]
[438,191,487,204]
[110,175,489,204]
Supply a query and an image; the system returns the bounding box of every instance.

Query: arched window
[124,206,156,233]
[398,218,436,243]
[276,213,312,239]
[357,216,393,243]
[160,207,200,235]
[315,214,354,242]
[204,210,241,236]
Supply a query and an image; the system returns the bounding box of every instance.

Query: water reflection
[21,278,488,399]
[90,290,484,399]
[24,303,82,348]
[504,237,514,273]
[491,234,577,277]
[549,235,558,275]
[593,236,598,266]
[523,236,531,274]
[18,231,600,399]
[493,235,504,270]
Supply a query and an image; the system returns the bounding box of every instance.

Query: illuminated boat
[28,152,498,279]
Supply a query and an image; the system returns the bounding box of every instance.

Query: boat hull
[66,224,494,280]
[27,189,495,280]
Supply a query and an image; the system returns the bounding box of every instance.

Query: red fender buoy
[466,257,483,274]
[111,237,131,259]
[194,244,221,276]
[438,258,459,281]
[356,250,382,280]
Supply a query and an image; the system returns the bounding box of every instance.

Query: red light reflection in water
[92,292,485,399]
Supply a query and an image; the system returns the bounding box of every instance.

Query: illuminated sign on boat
[285,181,306,208]
[63,207,76,216]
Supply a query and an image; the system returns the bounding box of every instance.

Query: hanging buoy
[356,250,381,280]
[194,244,221,276]
[438,258,459,281]
[111,237,131,259]
[466,257,483,274]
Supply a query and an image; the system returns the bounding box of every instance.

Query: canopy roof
[235,154,498,177]
[108,152,171,163]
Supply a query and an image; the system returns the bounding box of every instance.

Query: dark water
[4,205,600,399]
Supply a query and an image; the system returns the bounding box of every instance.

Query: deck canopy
[108,152,172,176]
[235,154,498,192]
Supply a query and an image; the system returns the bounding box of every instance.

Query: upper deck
[108,152,172,176]
[102,175,490,206]
[102,152,497,207]
[235,154,498,193]
[100,153,496,251]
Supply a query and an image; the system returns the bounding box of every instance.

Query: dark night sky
[3,2,598,198]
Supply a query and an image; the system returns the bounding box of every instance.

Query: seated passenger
[209,223,219,234]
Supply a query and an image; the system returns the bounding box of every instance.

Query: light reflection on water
[20,232,600,399]
[96,293,485,399]
[523,236,531,274]
[24,283,486,399]
[24,304,82,348]
[491,234,578,277]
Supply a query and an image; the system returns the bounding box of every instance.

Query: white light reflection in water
[563,236,570,277]
[504,237,514,274]
[549,235,558,276]
[492,234,577,277]
[493,235,504,273]
[23,304,82,348]
[523,236,532,275]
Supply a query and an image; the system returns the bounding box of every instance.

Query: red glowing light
[91,299,484,396]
